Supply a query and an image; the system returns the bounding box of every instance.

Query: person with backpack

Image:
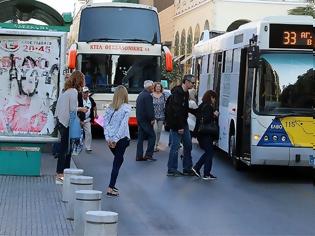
[192,90,219,180]
[166,74,196,176]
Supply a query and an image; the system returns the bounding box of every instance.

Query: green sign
[0,23,70,32]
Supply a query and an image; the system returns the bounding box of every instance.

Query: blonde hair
[111,85,128,110]
[64,71,85,91]
[154,82,163,93]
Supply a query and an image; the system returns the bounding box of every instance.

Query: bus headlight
[264,135,269,141]
[272,135,278,141]
[281,136,287,142]
[254,135,260,141]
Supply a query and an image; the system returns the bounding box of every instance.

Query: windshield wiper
[123,38,155,45]
[87,38,121,43]
[87,38,155,45]
[275,111,315,119]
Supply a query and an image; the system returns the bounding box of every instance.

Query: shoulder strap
[108,110,115,124]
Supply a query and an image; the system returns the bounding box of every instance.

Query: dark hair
[182,74,195,83]
[202,90,217,104]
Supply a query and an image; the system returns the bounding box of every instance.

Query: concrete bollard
[67,175,93,220]
[84,211,118,236]
[62,168,84,202]
[74,190,102,236]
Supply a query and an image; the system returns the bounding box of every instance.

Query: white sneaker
[202,174,217,180]
[72,150,78,156]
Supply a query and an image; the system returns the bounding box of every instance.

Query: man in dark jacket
[136,80,156,161]
[167,74,196,176]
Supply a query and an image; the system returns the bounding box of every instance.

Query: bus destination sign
[269,24,314,49]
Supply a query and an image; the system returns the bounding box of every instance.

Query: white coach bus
[192,16,314,169]
[67,2,172,130]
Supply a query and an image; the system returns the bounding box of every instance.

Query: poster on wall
[0,35,60,136]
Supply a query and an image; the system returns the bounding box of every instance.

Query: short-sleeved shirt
[152,93,167,121]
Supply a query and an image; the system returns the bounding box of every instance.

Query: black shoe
[167,170,183,177]
[203,174,217,180]
[191,167,201,177]
[144,156,157,161]
[183,169,195,176]
[136,157,147,161]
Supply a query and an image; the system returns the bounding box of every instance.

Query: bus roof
[193,15,314,56]
[84,2,157,13]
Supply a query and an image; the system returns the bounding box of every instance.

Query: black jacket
[136,89,155,123]
[77,93,96,122]
[167,85,189,130]
[193,102,216,136]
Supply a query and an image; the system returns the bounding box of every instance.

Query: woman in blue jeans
[192,90,219,180]
[103,85,131,197]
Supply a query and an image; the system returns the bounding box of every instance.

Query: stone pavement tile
[0,154,73,236]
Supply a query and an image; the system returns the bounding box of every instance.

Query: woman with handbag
[192,90,219,180]
[54,71,87,183]
[103,85,131,197]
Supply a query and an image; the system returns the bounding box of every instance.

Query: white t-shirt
[83,98,92,122]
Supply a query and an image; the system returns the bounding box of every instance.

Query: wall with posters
[0,35,60,136]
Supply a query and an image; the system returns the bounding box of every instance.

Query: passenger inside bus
[96,71,107,87]
[85,71,93,88]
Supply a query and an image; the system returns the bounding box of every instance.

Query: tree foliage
[161,57,183,89]
[288,4,315,18]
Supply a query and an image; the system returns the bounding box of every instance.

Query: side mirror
[67,44,77,70]
[162,46,173,72]
[248,45,259,68]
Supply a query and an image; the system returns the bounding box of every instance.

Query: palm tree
[288,3,315,18]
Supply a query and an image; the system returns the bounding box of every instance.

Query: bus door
[236,48,254,161]
[213,53,222,106]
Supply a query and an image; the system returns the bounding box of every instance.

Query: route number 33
[283,31,296,45]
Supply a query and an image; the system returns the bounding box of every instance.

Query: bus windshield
[80,54,161,94]
[79,7,160,44]
[254,52,314,115]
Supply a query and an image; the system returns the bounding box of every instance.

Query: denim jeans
[109,137,130,188]
[136,121,156,158]
[168,125,192,172]
[195,135,214,176]
[56,122,71,174]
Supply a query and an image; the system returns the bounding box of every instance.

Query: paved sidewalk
[0,153,73,236]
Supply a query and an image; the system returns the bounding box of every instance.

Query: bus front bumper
[251,146,314,166]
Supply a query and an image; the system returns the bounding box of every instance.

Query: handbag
[69,111,81,139]
[198,117,219,137]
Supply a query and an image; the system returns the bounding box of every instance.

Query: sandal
[55,176,64,184]
[112,187,119,192]
[106,191,119,197]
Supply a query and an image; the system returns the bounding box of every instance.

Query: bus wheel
[229,134,243,171]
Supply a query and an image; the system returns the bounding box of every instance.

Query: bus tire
[229,134,243,171]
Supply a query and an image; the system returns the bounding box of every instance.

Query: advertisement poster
[0,35,60,136]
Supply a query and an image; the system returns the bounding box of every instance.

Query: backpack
[164,94,174,128]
